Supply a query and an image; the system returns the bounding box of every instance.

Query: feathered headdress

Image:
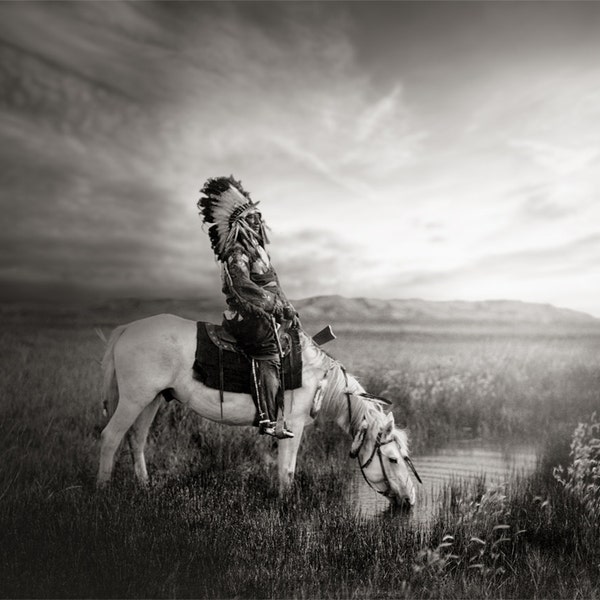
[197,175,267,262]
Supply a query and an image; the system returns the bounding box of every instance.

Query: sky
[1,1,599,316]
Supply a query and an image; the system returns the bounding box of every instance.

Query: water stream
[352,440,538,524]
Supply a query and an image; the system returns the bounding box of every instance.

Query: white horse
[97,314,420,506]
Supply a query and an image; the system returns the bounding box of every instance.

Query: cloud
[472,234,600,277]
[270,228,378,299]
[374,234,600,309]
[514,184,574,221]
[510,139,600,176]
[0,1,427,299]
[1,2,599,317]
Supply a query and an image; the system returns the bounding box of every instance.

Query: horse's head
[349,412,419,508]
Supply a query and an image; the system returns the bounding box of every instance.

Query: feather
[197,175,261,261]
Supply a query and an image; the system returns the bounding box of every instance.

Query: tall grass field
[1,302,599,598]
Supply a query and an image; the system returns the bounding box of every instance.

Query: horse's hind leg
[97,396,147,487]
[127,394,163,484]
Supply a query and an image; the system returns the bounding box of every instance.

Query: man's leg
[256,357,293,439]
[257,357,280,423]
[251,359,272,431]
[224,314,292,438]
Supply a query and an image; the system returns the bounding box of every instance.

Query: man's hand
[282,304,296,320]
[272,298,285,321]
[283,304,300,328]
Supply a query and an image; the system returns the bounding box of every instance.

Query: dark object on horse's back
[192,321,302,394]
[312,325,336,346]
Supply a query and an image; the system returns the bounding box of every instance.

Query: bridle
[341,367,422,497]
[357,429,396,496]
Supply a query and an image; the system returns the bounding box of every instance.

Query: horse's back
[124,312,196,331]
[114,314,198,375]
[114,313,315,386]
[119,313,196,340]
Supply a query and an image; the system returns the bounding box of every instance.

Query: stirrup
[259,419,276,436]
[274,421,294,439]
[275,428,294,440]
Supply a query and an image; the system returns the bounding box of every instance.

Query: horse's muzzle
[391,495,414,512]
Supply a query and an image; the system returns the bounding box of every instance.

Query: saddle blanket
[192,321,302,394]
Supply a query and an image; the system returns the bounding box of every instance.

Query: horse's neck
[322,366,371,436]
[300,334,370,436]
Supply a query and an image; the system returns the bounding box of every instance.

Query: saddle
[192,321,302,395]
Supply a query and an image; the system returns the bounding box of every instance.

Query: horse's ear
[349,420,368,458]
[382,413,394,438]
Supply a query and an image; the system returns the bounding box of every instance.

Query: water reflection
[352,440,537,524]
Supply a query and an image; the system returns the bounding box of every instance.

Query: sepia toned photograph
[1,1,599,598]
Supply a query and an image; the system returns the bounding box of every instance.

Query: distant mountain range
[293,295,599,326]
[3,293,598,330]
[96,294,599,328]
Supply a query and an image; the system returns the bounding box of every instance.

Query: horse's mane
[299,331,405,446]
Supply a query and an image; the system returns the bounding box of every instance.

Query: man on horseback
[197,176,298,439]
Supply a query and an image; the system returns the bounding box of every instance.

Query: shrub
[553,412,600,519]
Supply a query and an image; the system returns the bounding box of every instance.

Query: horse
[97,313,420,507]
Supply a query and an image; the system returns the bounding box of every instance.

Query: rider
[197,176,299,439]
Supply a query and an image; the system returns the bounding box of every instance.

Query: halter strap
[341,365,421,496]
[358,431,395,496]
[341,366,355,437]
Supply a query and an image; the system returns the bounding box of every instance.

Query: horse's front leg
[277,419,305,495]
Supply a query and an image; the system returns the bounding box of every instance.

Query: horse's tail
[100,324,128,419]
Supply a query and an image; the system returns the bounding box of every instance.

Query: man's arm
[225,249,282,316]
[270,269,299,324]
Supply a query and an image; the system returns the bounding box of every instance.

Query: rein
[358,431,396,496]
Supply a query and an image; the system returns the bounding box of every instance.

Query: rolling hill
[3,293,598,332]
[293,295,599,327]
